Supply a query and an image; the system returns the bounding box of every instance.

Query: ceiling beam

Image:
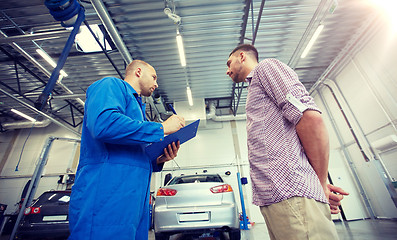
[252,0,266,45]
[230,0,255,115]
[0,30,70,44]
[0,86,81,136]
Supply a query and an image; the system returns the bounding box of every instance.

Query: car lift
[9,136,80,240]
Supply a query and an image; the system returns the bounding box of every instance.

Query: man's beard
[232,71,244,83]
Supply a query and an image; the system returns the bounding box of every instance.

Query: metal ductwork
[1,119,52,131]
[89,0,132,64]
[206,101,246,122]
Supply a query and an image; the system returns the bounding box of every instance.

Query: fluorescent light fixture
[176,33,186,67]
[301,24,324,58]
[36,49,68,77]
[11,109,36,122]
[186,86,193,106]
[329,0,338,14]
[75,24,113,53]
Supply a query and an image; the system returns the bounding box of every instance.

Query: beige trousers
[260,197,339,240]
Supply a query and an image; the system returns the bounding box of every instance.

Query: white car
[153,174,241,240]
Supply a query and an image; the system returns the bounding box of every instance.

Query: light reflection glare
[369,0,397,32]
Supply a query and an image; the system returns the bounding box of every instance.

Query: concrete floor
[333,219,397,240]
[148,219,397,240]
[1,219,396,239]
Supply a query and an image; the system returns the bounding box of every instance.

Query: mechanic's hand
[157,141,180,164]
[327,184,349,214]
[162,115,185,135]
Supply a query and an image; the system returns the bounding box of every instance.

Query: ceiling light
[186,86,193,106]
[301,24,324,58]
[11,109,36,122]
[75,24,114,53]
[36,49,68,77]
[176,30,186,67]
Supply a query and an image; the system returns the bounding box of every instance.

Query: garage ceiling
[0,0,379,133]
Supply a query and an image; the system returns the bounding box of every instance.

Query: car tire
[229,228,241,240]
[155,232,170,240]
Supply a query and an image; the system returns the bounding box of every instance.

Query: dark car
[16,190,71,240]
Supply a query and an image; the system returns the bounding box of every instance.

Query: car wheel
[155,232,170,240]
[229,228,241,240]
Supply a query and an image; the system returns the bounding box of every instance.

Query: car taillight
[24,207,31,215]
[32,207,41,214]
[210,184,233,194]
[156,188,177,196]
[24,207,41,215]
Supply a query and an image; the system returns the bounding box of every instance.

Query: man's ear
[239,51,246,62]
[135,67,142,78]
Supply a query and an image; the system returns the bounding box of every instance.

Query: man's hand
[162,115,185,135]
[157,141,180,164]
[327,184,349,214]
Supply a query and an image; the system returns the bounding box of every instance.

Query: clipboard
[145,119,200,161]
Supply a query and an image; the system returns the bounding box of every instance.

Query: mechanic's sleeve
[85,77,164,145]
[256,59,321,125]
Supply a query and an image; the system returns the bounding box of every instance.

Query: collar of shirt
[246,68,255,83]
[127,84,147,121]
[127,84,142,103]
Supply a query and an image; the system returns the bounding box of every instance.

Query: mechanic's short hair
[125,60,152,77]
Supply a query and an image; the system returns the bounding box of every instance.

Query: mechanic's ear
[135,67,142,78]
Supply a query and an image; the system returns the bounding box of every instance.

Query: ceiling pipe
[206,101,246,122]
[18,93,86,99]
[2,119,51,131]
[89,0,133,64]
[52,93,86,99]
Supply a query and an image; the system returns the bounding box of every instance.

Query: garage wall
[0,118,264,223]
[312,18,397,219]
[0,123,80,215]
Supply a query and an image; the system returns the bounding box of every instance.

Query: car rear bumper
[154,203,239,233]
[17,222,70,239]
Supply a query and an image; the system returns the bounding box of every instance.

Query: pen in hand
[168,103,177,115]
[162,106,185,134]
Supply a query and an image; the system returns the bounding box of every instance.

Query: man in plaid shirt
[226,44,348,240]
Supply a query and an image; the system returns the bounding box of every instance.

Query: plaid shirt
[246,58,328,206]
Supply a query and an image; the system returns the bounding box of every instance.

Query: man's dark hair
[229,44,259,62]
